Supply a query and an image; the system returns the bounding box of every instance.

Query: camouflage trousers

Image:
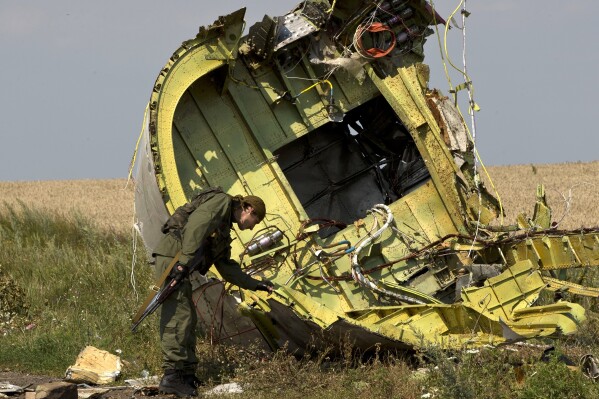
[155,255,198,373]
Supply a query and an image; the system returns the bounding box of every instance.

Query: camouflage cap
[243,195,266,221]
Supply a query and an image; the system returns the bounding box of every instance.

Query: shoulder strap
[161,186,224,234]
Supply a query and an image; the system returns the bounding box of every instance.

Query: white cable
[460,0,483,256]
[350,204,391,286]
[130,202,139,301]
[350,204,425,304]
[462,0,478,174]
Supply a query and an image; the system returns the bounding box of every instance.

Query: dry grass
[0,160,598,233]
[0,178,134,234]
[484,161,599,229]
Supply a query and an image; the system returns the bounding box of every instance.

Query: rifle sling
[132,252,180,325]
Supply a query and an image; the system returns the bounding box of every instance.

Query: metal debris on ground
[581,354,599,381]
[0,382,24,395]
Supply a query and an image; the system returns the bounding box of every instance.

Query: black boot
[183,373,202,388]
[159,369,197,397]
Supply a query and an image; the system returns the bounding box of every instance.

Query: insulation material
[132,110,169,256]
[65,346,121,385]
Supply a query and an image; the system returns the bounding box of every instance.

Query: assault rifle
[131,246,207,332]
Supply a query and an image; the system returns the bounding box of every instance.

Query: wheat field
[0,178,135,233]
[483,161,599,229]
[1,161,598,233]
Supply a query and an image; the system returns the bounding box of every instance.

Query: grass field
[1,161,599,398]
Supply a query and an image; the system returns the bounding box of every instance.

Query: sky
[1,1,597,182]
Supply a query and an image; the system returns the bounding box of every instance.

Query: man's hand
[169,262,189,286]
[255,280,274,294]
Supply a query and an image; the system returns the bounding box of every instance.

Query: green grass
[1,204,599,398]
[419,345,599,399]
[517,354,596,399]
[0,204,160,375]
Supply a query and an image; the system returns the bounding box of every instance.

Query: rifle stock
[131,276,180,332]
[131,244,207,332]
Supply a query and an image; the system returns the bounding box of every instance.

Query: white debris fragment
[204,382,243,395]
[0,382,24,394]
[65,346,122,385]
[77,387,110,399]
[124,375,161,388]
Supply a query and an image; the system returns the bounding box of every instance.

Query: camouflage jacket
[153,192,261,290]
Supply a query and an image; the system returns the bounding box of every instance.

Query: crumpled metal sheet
[273,11,320,52]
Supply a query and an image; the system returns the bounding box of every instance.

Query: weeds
[518,351,597,399]
[422,347,520,399]
[0,204,159,375]
[232,349,421,399]
[420,345,599,399]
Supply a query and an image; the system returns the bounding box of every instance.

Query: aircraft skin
[132,0,599,354]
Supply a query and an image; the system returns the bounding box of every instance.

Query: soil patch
[0,371,177,399]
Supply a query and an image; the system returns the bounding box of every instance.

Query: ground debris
[205,382,243,396]
[123,376,161,389]
[64,347,121,385]
[34,382,77,399]
[0,382,25,395]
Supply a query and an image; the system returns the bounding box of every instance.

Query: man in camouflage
[153,190,274,397]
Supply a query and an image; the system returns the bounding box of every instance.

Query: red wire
[356,22,396,58]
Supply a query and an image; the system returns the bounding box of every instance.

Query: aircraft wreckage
[131,0,599,354]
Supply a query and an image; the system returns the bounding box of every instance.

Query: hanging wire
[460,0,482,254]
[430,0,505,227]
[129,202,139,301]
[326,0,338,15]
[125,106,146,300]
[281,44,313,76]
[461,0,477,173]
[193,280,229,344]
[296,79,334,98]
[126,104,148,189]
